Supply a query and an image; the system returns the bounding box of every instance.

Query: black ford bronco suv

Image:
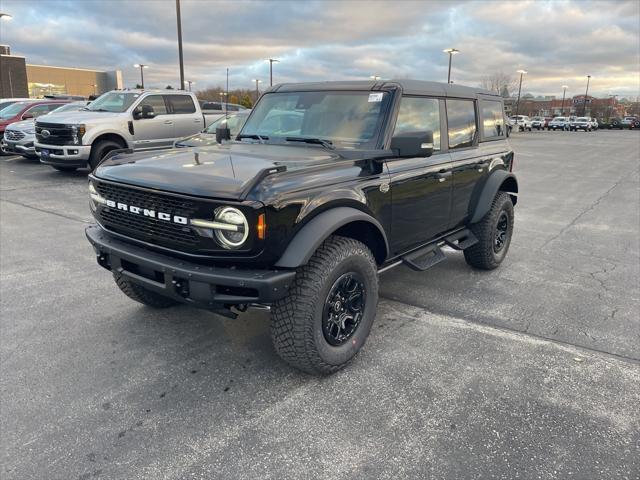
[86,80,517,374]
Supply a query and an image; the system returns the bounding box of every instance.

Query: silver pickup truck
[35,90,218,172]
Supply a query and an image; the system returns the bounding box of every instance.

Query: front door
[387,96,452,255]
[165,94,202,138]
[132,95,174,150]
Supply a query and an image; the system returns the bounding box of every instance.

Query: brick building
[510,95,626,119]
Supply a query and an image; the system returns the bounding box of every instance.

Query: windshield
[553,117,566,121]
[576,117,588,121]
[240,91,390,148]
[85,92,140,113]
[205,114,249,135]
[0,102,31,119]
[52,102,87,113]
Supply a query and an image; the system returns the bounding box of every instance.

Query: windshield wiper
[285,137,335,150]
[237,133,268,143]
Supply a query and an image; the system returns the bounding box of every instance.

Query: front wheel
[464,192,514,270]
[113,272,180,308]
[89,140,123,170]
[271,236,379,375]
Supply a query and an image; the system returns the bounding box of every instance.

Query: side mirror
[22,112,34,120]
[215,126,231,144]
[390,131,434,158]
[133,104,155,119]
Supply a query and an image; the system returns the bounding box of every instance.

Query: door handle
[435,171,452,182]
[164,120,173,125]
[194,119,201,123]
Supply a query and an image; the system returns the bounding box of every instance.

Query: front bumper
[35,142,91,167]
[2,137,36,156]
[86,225,296,307]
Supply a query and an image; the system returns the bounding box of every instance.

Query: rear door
[131,94,174,150]
[447,98,508,229]
[387,96,453,254]
[165,94,202,138]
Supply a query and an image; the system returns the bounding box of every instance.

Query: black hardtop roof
[270,79,500,99]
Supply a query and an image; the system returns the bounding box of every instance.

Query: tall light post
[186,80,195,92]
[443,48,459,84]
[175,0,185,90]
[514,69,527,121]
[582,75,591,116]
[133,64,149,89]
[90,83,97,95]
[252,79,262,101]
[268,58,279,86]
[560,85,568,116]
[608,94,618,121]
[370,75,381,80]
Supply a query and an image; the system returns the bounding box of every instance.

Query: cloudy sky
[1,0,639,98]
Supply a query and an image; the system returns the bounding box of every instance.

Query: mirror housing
[133,104,155,119]
[215,126,231,144]
[21,112,34,120]
[390,131,434,158]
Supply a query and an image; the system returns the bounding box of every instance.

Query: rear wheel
[113,272,180,308]
[271,236,378,375]
[464,192,514,270]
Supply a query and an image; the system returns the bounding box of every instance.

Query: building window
[28,82,66,98]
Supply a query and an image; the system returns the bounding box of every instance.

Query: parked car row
[510,115,608,132]
[1,90,253,170]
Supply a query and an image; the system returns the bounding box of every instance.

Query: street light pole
[443,48,459,84]
[133,64,149,89]
[176,0,185,90]
[252,79,262,102]
[560,85,568,116]
[514,69,527,123]
[583,75,591,116]
[268,59,279,86]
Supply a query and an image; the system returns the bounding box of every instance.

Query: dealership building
[0,45,122,99]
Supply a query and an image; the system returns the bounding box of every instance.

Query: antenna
[225,67,229,120]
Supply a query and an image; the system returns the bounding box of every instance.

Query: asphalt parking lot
[1,131,639,479]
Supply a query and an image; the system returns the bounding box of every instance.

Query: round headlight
[214,206,248,249]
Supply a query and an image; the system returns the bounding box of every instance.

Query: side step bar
[400,228,478,272]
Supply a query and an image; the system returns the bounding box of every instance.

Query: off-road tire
[113,272,180,308]
[271,235,379,375]
[52,166,78,172]
[89,140,123,170]
[464,192,514,270]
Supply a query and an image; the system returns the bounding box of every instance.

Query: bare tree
[479,72,519,97]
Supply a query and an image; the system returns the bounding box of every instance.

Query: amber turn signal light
[257,213,266,240]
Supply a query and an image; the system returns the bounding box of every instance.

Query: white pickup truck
[35,90,218,171]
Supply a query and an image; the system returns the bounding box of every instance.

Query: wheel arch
[274,207,389,268]
[470,170,518,224]
[91,133,129,152]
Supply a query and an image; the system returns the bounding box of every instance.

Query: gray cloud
[1,0,638,97]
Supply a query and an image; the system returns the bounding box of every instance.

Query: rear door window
[167,95,196,114]
[446,99,477,149]
[480,100,505,140]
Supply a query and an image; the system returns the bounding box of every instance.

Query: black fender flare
[470,170,518,223]
[274,207,389,268]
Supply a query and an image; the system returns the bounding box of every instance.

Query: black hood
[94,143,340,200]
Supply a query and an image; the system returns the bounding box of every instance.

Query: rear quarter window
[480,100,505,140]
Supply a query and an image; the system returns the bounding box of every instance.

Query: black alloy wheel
[322,272,366,346]
[494,211,509,253]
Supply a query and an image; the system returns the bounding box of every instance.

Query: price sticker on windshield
[368,93,384,103]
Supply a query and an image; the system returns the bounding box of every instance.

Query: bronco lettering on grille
[104,199,188,225]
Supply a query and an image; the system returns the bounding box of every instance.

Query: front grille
[4,130,25,141]
[35,122,73,145]
[95,182,200,248]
